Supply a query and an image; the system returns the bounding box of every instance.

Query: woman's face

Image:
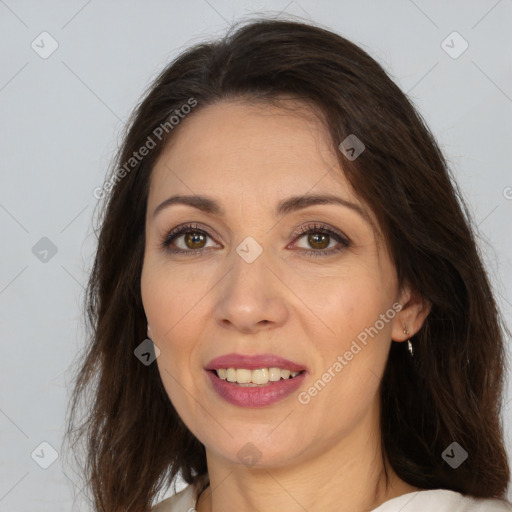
[141,99,410,469]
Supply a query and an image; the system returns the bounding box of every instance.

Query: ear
[391,282,431,342]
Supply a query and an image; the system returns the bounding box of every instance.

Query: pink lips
[205,353,307,372]
[205,353,307,408]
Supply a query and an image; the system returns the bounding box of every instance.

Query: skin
[140,99,430,512]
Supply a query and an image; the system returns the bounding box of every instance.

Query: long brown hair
[63,17,510,511]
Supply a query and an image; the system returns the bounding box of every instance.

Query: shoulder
[152,484,199,512]
[371,489,512,512]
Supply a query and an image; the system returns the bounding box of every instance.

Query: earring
[404,326,413,356]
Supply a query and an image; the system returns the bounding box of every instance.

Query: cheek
[141,261,211,346]
[302,269,394,348]
[141,262,215,396]
[141,268,200,422]
[299,270,394,402]
[141,269,194,402]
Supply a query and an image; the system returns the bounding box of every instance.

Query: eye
[290,222,350,257]
[160,223,217,255]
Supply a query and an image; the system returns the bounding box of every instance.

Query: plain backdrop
[0,1,511,510]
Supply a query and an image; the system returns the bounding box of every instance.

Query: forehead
[149,99,357,203]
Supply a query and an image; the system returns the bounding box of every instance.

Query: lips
[205,353,307,372]
[206,370,306,407]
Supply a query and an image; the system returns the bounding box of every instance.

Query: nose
[213,245,289,334]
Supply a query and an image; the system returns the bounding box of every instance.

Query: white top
[152,484,512,511]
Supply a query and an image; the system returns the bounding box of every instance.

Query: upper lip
[205,353,307,372]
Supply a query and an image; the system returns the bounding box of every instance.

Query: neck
[195,405,419,512]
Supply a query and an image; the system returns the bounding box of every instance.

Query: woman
[65,18,511,512]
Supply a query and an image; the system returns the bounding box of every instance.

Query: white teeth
[236,369,252,383]
[269,367,281,381]
[252,368,269,384]
[214,367,302,385]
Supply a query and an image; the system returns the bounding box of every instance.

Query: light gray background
[1,1,511,510]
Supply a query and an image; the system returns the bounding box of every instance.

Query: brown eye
[161,224,217,254]
[183,232,207,250]
[292,222,350,257]
[306,232,330,250]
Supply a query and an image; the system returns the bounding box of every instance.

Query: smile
[214,367,304,386]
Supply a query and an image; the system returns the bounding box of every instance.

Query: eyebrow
[152,193,369,222]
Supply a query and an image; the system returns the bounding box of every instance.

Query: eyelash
[160,222,350,258]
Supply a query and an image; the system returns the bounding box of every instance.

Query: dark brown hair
[64,17,510,511]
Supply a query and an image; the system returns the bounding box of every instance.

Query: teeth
[252,368,269,384]
[214,367,302,385]
[236,369,252,383]
[269,367,281,381]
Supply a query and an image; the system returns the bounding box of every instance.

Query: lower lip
[206,370,306,407]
